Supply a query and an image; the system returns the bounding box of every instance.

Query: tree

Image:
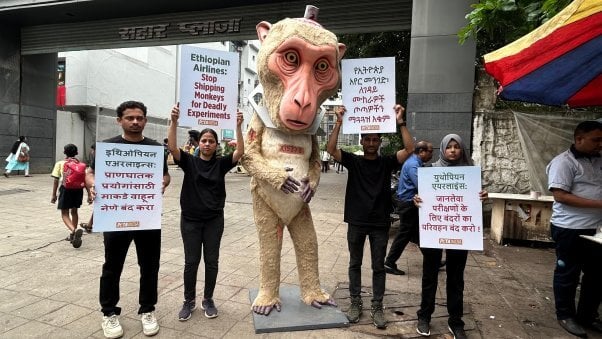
[458,0,571,63]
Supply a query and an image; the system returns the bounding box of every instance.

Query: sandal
[80,223,93,233]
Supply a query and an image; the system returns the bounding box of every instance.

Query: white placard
[93,143,164,232]
[178,45,240,135]
[417,166,483,250]
[341,57,396,134]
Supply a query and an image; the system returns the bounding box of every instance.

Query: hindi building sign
[93,143,164,232]
[341,57,396,134]
[417,166,483,250]
[178,45,240,134]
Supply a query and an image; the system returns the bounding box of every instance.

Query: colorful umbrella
[483,0,602,107]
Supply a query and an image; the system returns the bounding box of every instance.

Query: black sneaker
[416,318,430,336]
[558,318,587,337]
[71,229,83,248]
[384,263,405,275]
[201,298,218,318]
[178,300,196,321]
[448,325,468,339]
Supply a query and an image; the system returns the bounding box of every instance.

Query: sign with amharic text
[93,143,163,232]
[341,57,396,134]
[417,166,483,250]
[178,45,239,134]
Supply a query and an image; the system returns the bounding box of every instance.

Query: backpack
[63,158,87,189]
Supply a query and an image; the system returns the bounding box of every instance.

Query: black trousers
[99,229,161,316]
[551,224,601,323]
[417,247,468,328]
[181,214,224,301]
[347,224,389,302]
[385,201,418,266]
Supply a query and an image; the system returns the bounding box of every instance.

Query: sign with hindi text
[178,45,239,134]
[417,166,483,250]
[93,143,164,232]
[341,57,396,134]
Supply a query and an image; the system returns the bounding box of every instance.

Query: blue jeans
[551,224,601,323]
[181,214,224,301]
[347,224,389,302]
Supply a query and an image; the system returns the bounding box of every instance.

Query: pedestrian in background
[546,120,602,338]
[168,103,244,321]
[4,136,31,177]
[51,143,87,248]
[321,148,330,173]
[384,140,433,276]
[414,134,487,339]
[80,143,95,233]
[86,100,171,339]
[327,104,414,329]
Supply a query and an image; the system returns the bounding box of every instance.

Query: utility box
[489,193,554,244]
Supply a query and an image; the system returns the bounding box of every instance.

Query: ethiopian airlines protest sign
[341,57,396,134]
[178,45,239,134]
[93,143,164,232]
[417,166,483,250]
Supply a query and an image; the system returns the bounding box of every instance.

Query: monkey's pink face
[268,37,340,131]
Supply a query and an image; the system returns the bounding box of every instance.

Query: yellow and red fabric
[483,0,602,107]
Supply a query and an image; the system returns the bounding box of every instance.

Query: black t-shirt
[177,151,236,221]
[340,150,398,227]
[91,135,169,175]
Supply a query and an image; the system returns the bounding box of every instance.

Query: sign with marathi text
[178,45,239,134]
[417,166,483,250]
[341,57,396,134]
[93,143,164,232]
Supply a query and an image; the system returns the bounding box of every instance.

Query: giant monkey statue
[241,7,346,315]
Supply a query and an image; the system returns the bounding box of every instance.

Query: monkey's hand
[280,176,300,194]
[310,297,337,309]
[300,176,315,203]
[252,302,281,316]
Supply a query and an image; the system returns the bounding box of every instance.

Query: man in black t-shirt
[327,104,414,329]
[86,101,170,339]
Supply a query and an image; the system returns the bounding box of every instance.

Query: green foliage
[222,143,234,155]
[458,0,571,59]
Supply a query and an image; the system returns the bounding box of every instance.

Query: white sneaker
[101,314,123,339]
[141,311,160,336]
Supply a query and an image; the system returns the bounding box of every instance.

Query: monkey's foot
[252,293,281,316]
[302,289,337,309]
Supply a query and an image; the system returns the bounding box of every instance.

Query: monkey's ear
[256,21,272,43]
[337,43,347,61]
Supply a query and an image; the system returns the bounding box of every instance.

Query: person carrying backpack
[51,143,89,248]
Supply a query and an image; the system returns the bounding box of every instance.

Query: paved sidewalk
[0,169,594,338]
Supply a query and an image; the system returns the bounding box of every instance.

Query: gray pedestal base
[249,286,350,333]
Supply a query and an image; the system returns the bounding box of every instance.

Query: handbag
[17,147,29,162]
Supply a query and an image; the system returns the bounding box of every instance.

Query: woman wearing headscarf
[4,136,31,177]
[413,134,487,339]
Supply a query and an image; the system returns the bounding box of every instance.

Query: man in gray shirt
[546,120,602,337]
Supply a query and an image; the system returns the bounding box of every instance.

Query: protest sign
[93,143,164,232]
[341,57,396,134]
[178,45,239,134]
[417,166,483,250]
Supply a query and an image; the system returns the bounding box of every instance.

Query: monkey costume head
[256,11,346,134]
